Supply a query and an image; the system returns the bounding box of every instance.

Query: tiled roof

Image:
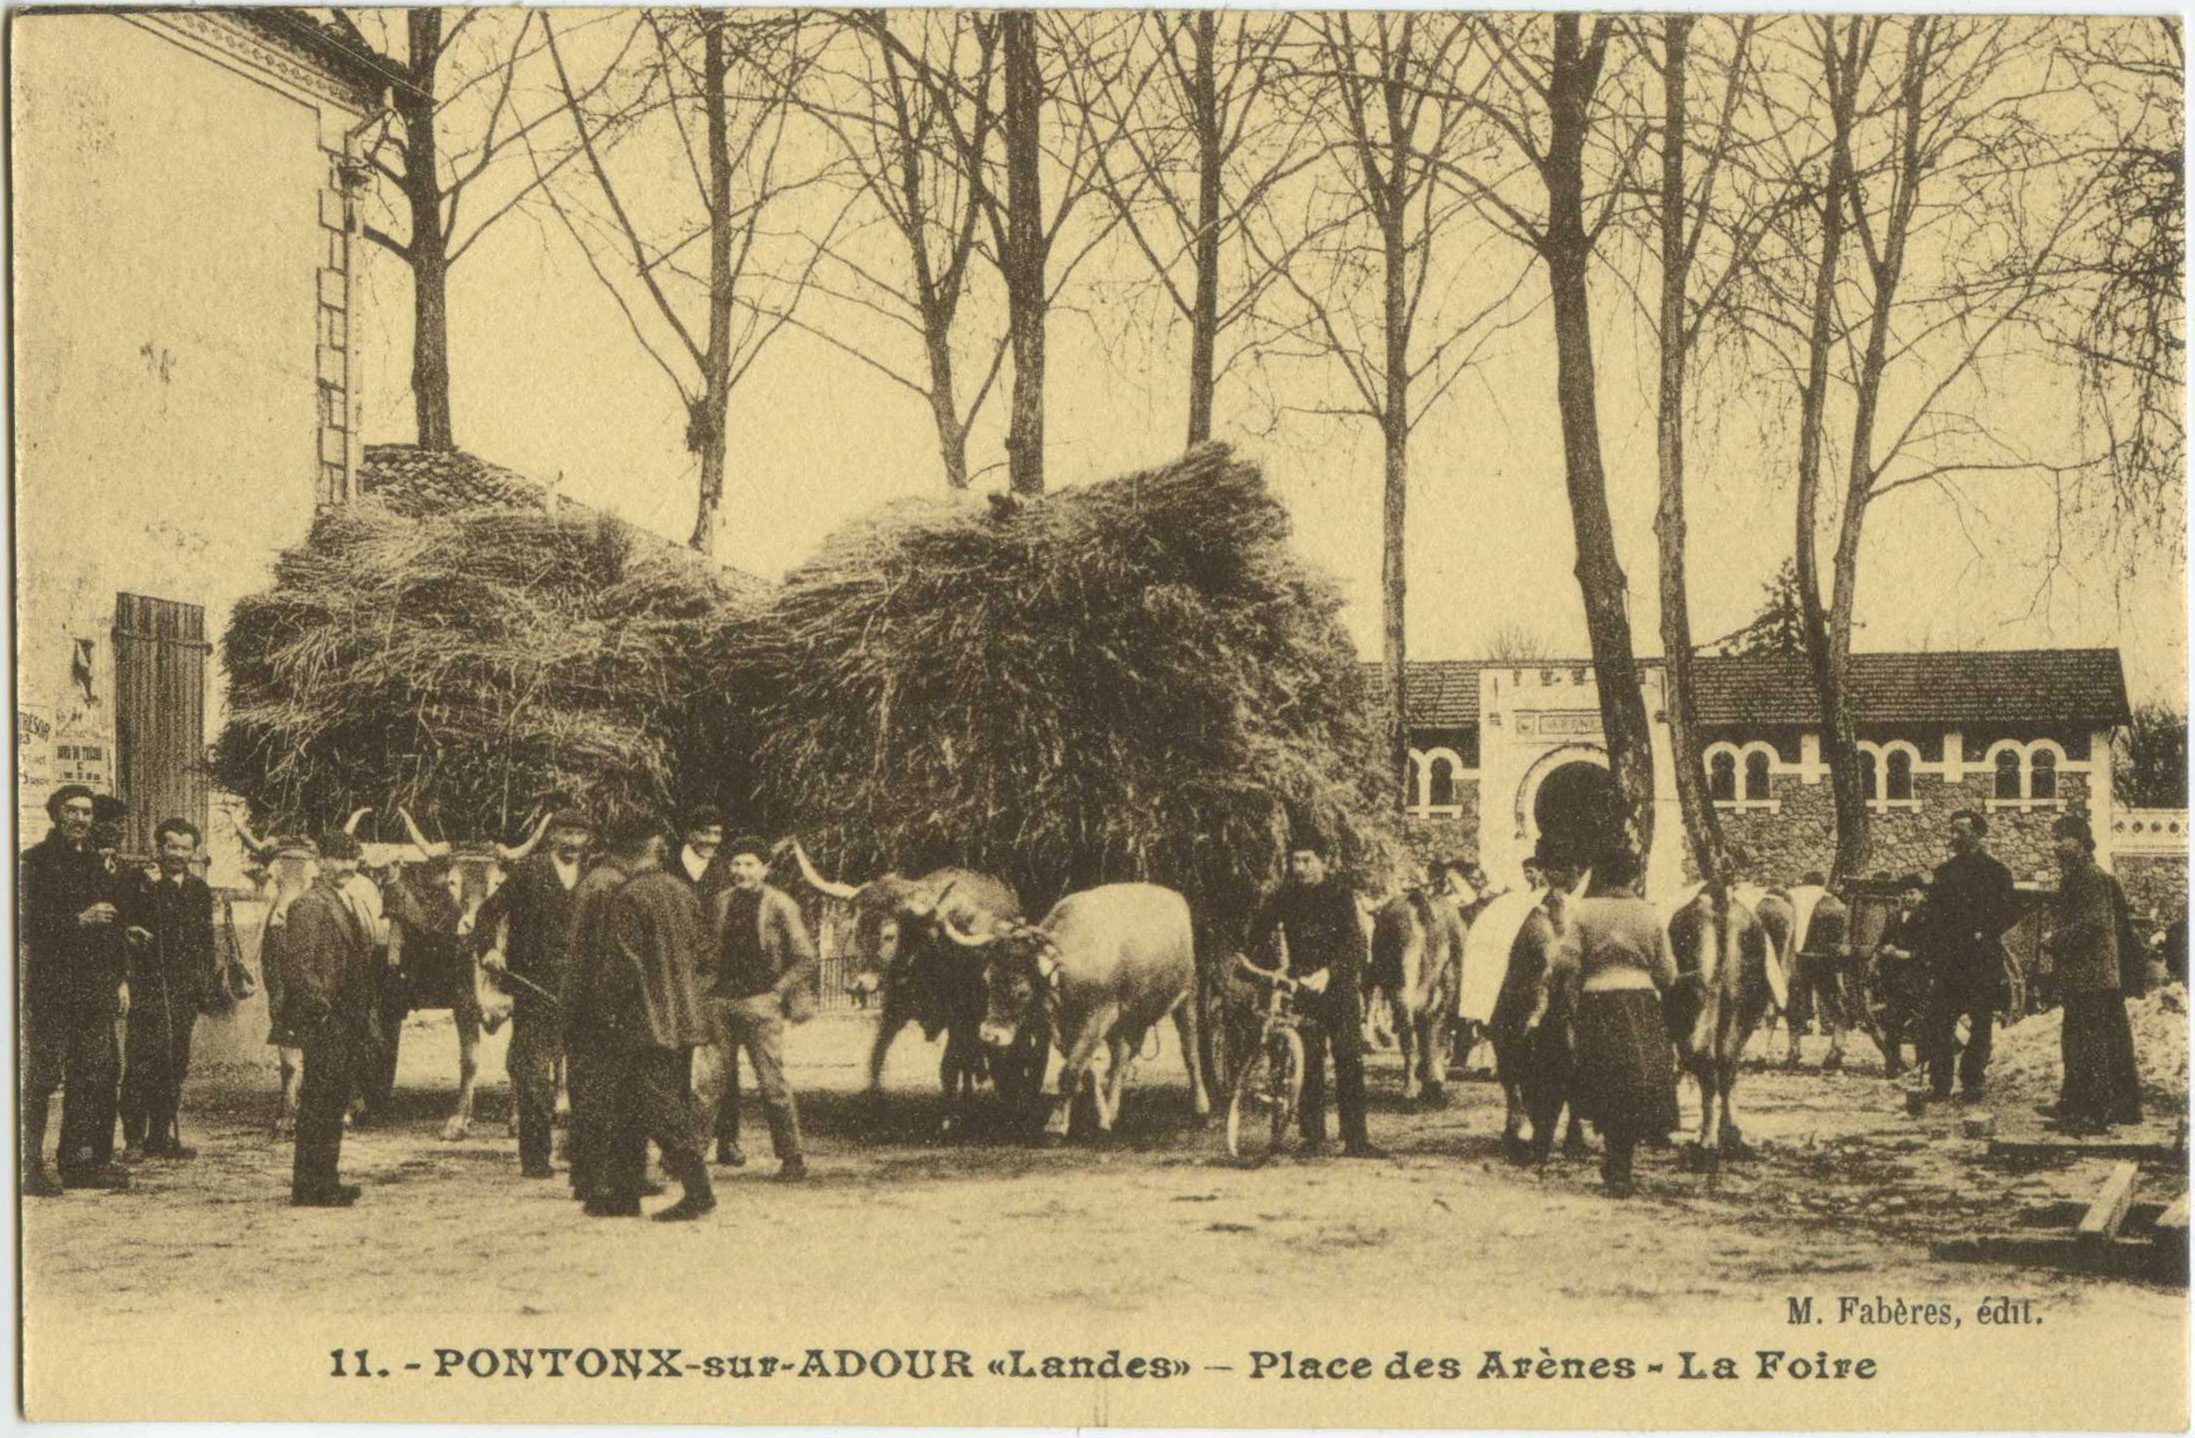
[1368,649,2132,729]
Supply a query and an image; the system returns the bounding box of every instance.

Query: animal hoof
[1420,1085,1448,1110]
[441,1120,471,1142]
[270,1120,295,1141]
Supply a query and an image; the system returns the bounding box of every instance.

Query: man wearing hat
[19,785,133,1194]
[477,809,594,1178]
[695,835,818,1182]
[670,804,742,1165]
[2041,814,2144,1134]
[278,830,385,1206]
[118,818,218,1160]
[1869,876,1933,1077]
[1914,809,2019,1103]
[1247,829,1384,1160]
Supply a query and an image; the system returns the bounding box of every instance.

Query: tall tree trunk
[1002,11,1047,495]
[1186,13,1221,448]
[1794,21,1870,884]
[893,87,971,489]
[1651,16,1727,884]
[400,9,455,451]
[690,12,736,553]
[1381,234,1411,811]
[1543,17,1656,863]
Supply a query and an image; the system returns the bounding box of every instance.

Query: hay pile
[732,442,1404,938]
[214,497,767,838]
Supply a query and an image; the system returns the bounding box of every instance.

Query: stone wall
[2120,855,2190,922]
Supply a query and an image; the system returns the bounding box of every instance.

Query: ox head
[395,807,555,934]
[933,912,1059,1052]
[785,839,967,981]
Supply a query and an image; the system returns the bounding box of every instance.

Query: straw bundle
[733,443,1404,940]
[214,497,766,838]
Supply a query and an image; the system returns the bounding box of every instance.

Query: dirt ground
[21,999,2190,1422]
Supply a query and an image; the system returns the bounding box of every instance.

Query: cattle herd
[229,813,1892,1181]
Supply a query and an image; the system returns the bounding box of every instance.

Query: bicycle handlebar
[1235,956,1330,995]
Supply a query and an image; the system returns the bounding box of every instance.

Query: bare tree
[1738,19,2103,881]
[1480,622,1555,663]
[1433,15,1661,862]
[1063,12,1318,447]
[1266,13,1537,807]
[538,11,837,551]
[851,12,1132,495]
[344,8,605,450]
[781,14,1006,488]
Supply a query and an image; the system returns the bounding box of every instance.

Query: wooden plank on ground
[1988,1137,2186,1165]
[2076,1162,2140,1248]
[2154,1196,2190,1239]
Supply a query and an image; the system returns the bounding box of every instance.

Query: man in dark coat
[1916,809,2021,1103]
[278,832,385,1206]
[668,804,743,1164]
[118,818,217,1159]
[2042,815,2143,1134]
[477,809,592,1178]
[561,837,636,1207]
[19,785,132,1194]
[573,818,715,1221]
[1248,830,1384,1159]
[696,835,819,1182]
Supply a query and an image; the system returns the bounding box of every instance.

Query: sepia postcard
[11,4,2190,1428]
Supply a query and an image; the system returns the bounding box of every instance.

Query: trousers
[293,1025,361,1199]
[1921,965,1996,1096]
[506,1008,563,1171]
[604,1044,701,1205]
[23,1000,120,1174]
[694,994,803,1160]
[1299,986,1369,1147]
[565,1028,609,1199]
[121,978,197,1149]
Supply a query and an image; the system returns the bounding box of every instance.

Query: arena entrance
[1512,745,1620,872]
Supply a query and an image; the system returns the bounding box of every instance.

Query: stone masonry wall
[2120,855,2190,922]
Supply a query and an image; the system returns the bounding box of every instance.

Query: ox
[1664,885,1780,1168]
[786,842,1042,1132]
[1366,890,1464,1104]
[1458,881,1588,1162]
[952,882,1210,1142]
[236,808,548,1141]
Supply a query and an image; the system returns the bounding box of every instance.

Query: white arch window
[1703,741,1780,812]
[1408,746,1468,816]
[1984,738,2068,812]
[1859,739,1922,812]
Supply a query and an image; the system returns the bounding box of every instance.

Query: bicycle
[1224,957,1328,1163]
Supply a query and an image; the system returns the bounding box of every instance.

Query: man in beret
[1915,809,2020,1104]
[477,809,594,1178]
[694,835,818,1182]
[19,785,132,1194]
[2041,815,2144,1134]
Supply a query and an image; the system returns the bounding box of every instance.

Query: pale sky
[347,10,2189,707]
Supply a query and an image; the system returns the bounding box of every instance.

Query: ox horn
[788,839,861,901]
[907,879,957,919]
[498,810,555,863]
[937,910,998,949]
[1569,867,1594,901]
[226,809,274,861]
[397,807,452,859]
[344,806,372,836]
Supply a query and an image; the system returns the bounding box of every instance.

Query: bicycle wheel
[1227,1027,1304,1163]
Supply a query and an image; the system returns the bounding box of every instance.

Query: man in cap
[669,804,742,1164]
[19,786,133,1194]
[694,835,818,1182]
[279,830,385,1206]
[2041,815,2144,1134]
[1248,828,1384,1159]
[20,785,141,1194]
[574,816,715,1220]
[1869,876,1933,1077]
[118,818,217,1159]
[477,809,594,1178]
[1915,809,2020,1103]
